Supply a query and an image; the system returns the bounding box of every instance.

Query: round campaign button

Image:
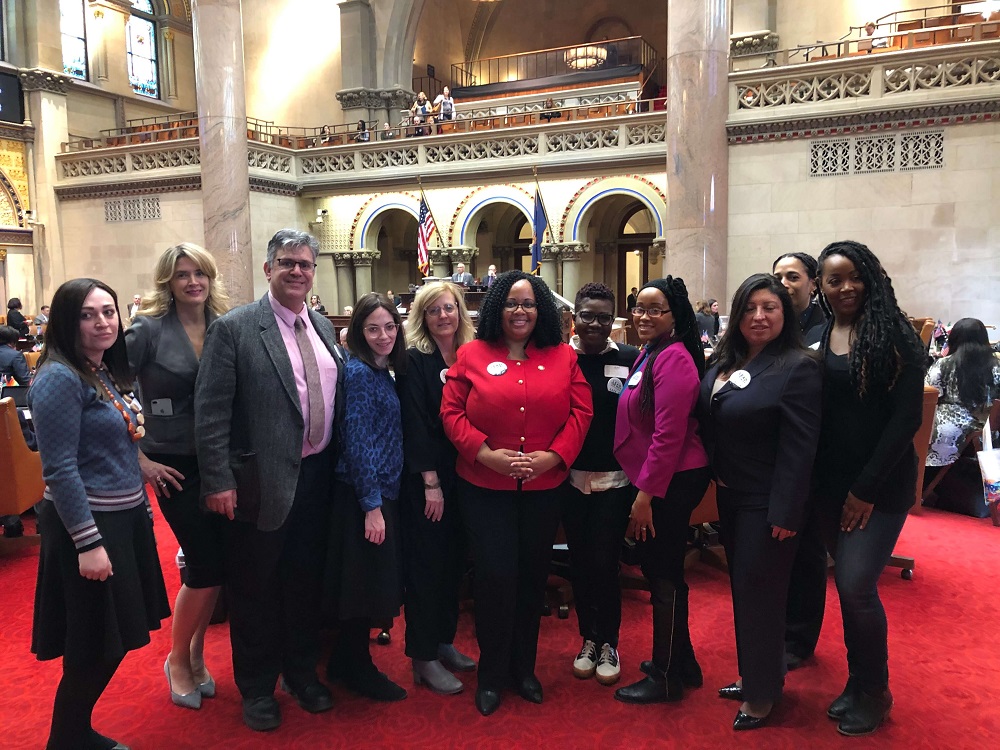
[487,361,508,376]
[607,377,624,394]
[730,369,751,389]
[627,370,643,388]
[439,368,449,384]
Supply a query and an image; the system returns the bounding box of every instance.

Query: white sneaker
[595,643,621,685]
[573,639,598,679]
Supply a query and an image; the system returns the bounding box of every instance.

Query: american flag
[417,198,434,277]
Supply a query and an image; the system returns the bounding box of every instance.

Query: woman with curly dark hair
[612,277,711,707]
[813,240,925,737]
[441,270,593,716]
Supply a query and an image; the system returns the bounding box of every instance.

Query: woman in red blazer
[612,277,711,706]
[441,270,593,716]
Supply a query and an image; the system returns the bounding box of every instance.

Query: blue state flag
[530,188,546,274]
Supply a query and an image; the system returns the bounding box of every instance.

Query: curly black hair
[574,281,615,308]
[817,240,924,398]
[476,270,563,347]
[636,276,704,415]
[711,273,807,374]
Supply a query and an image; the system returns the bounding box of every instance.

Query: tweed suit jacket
[194,294,346,531]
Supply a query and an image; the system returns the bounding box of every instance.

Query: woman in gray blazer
[126,243,230,710]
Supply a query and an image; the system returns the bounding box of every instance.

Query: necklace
[89,362,146,442]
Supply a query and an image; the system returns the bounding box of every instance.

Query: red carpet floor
[1,505,998,749]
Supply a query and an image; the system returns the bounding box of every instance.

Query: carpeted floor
[1,504,997,749]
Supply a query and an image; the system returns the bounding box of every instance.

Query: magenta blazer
[613,343,708,497]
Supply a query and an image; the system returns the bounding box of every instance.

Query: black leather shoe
[347,670,408,702]
[827,677,860,719]
[733,710,768,731]
[515,675,543,704]
[837,688,892,736]
[640,659,703,688]
[718,682,743,701]
[614,673,683,704]
[242,696,281,732]
[280,678,333,713]
[475,688,502,716]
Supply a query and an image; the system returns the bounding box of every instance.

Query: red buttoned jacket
[441,339,593,491]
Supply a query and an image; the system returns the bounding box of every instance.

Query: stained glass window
[127,1,159,98]
[60,0,88,80]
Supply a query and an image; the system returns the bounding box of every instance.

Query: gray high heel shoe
[164,658,202,709]
[197,674,216,698]
[412,659,464,695]
[437,643,476,672]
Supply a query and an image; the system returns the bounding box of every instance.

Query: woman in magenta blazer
[612,277,710,706]
[441,270,592,716]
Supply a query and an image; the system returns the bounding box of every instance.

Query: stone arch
[560,175,666,245]
[380,0,425,89]
[0,169,27,228]
[350,191,420,251]
[450,184,533,248]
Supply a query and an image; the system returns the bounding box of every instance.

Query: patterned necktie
[293,316,326,448]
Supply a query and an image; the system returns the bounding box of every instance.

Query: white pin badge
[607,377,624,394]
[439,368,449,384]
[730,369,752,389]
[487,361,508,376]
[537,365,545,371]
[627,370,643,388]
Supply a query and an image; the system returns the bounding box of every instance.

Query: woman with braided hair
[612,277,711,706]
[813,240,925,737]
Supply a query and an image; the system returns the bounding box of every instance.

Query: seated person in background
[0,325,32,384]
[863,21,888,49]
[309,295,327,314]
[387,290,401,307]
[343,305,354,316]
[353,120,370,143]
[410,92,434,136]
[317,125,335,146]
[925,317,1000,473]
[380,122,394,140]
[451,264,474,286]
[433,87,456,122]
[34,304,50,328]
[128,294,142,320]
[6,297,30,336]
[540,98,561,122]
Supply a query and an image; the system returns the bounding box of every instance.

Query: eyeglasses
[425,303,457,317]
[364,322,399,336]
[632,307,671,318]
[577,311,614,325]
[503,299,537,311]
[273,258,317,272]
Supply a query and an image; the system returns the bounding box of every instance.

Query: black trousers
[458,479,561,691]
[225,452,333,698]
[559,481,632,647]
[400,471,467,661]
[717,487,800,705]
[784,501,828,659]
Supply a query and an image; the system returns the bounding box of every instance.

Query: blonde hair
[406,281,475,354]
[139,243,231,318]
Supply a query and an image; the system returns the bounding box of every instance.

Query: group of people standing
[26,228,923,748]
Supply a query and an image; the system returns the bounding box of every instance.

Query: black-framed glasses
[364,322,399,336]
[274,258,317,272]
[576,311,614,325]
[632,306,671,318]
[503,299,537,311]
[425,303,457,317]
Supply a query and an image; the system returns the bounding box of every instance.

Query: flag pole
[417,176,447,251]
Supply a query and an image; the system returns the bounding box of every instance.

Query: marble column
[337,0,378,123]
[429,248,451,279]
[353,251,379,298]
[664,0,729,303]
[540,246,559,293]
[558,242,589,301]
[334,252,355,312]
[446,246,478,277]
[192,0,254,304]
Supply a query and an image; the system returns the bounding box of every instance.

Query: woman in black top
[6,297,30,336]
[398,281,478,694]
[772,252,827,346]
[813,240,925,737]
[561,283,639,686]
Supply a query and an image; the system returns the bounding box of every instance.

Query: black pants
[559,481,632,647]
[400,471,466,661]
[458,479,561,691]
[717,487,800,704]
[225,453,332,698]
[784,501,828,659]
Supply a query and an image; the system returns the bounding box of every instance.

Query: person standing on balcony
[433,87,456,123]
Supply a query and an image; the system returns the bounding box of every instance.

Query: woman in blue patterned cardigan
[30,278,169,750]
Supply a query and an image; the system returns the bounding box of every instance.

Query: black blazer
[0,345,31,385]
[698,345,822,531]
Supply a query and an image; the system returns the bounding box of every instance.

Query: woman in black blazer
[813,241,925,737]
[698,274,822,731]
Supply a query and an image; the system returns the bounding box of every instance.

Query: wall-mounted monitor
[0,72,24,124]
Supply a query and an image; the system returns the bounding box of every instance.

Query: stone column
[353,251,379,298]
[665,0,729,303]
[557,242,589,300]
[429,248,450,279]
[649,237,666,276]
[160,26,179,102]
[192,0,254,304]
[540,246,559,293]
[333,252,355,312]
[337,0,378,123]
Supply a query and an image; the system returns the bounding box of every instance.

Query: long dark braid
[817,240,924,399]
[638,276,704,415]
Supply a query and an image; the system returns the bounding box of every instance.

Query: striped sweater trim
[43,486,148,550]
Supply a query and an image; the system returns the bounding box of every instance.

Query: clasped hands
[477,445,560,482]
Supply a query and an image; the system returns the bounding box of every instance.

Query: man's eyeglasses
[273,258,317,272]
[425,303,457,317]
[576,311,614,325]
[503,299,537,311]
[364,323,399,335]
[631,307,671,318]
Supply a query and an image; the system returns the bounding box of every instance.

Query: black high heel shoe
[718,682,743,701]
[733,709,768,731]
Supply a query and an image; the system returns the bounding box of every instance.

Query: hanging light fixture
[565,44,608,70]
